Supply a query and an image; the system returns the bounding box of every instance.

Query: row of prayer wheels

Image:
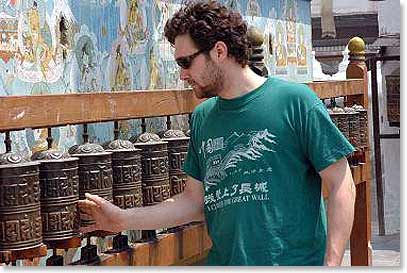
[0,128,189,255]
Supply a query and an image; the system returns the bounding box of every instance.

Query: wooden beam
[0,80,364,132]
[0,244,47,264]
[96,222,212,266]
[0,90,201,132]
[307,79,364,99]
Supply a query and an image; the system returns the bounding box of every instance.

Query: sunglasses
[175,48,209,69]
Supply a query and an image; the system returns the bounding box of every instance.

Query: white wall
[311,0,378,17]
[378,0,401,35]
[378,59,400,235]
[376,0,400,235]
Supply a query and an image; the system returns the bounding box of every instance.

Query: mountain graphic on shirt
[204,129,277,189]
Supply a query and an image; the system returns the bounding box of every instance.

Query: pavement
[342,232,400,266]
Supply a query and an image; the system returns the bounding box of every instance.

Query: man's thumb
[85,193,109,207]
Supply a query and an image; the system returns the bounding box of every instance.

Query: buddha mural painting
[247,0,261,17]
[275,21,287,68]
[126,0,148,54]
[16,1,64,83]
[297,25,307,67]
[148,47,162,90]
[226,0,241,11]
[284,0,297,64]
[111,44,131,92]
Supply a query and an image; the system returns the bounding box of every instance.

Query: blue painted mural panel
[0,0,313,162]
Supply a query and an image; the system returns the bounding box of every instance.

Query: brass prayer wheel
[31,149,80,242]
[344,107,361,149]
[159,129,189,196]
[130,133,170,206]
[353,104,369,148]
[69,143,113,227]
[0,153,42,251]
[103,139,143,209]
[329,106,350,141]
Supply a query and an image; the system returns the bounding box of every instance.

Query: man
[79,0,356,266]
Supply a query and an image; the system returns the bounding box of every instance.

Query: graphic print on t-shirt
[202,129,277,191]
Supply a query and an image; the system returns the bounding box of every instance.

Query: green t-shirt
[183,77,355,266]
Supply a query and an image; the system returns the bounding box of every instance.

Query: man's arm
[319,157,356,266]
[78,176,205,233]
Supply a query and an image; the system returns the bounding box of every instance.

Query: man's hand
[78,193,125,234]
[77,176,204,233]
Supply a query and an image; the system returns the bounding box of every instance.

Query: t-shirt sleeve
[182,113,203,182]
[301,103,356,172]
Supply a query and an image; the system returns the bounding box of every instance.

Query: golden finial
[247,25,268,77]
[348,37,365,55]
[247,26,264,47]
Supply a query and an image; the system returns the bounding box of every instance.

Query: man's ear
[210,41,228,63]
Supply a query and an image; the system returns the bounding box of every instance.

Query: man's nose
[179,68,189,81]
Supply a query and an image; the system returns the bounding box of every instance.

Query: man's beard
[190,61,224,99]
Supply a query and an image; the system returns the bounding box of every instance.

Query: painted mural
[0,0,312,159]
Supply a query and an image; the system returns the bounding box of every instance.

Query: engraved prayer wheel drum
[0,153,42,251]
[69,143,113,227]
[103,139,143,209]
[31,149,80,242]
[130,133,170,206]
[344,107,361,149]
[353,104,369,148]
[159,130,189,196]
[329,106,350,141]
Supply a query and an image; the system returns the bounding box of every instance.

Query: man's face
[174,34,224,99]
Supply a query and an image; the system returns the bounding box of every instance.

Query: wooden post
[4,132,11,152]
[46,127,53,149]
[346,37,372,266]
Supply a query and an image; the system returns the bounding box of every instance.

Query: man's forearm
[119,192,205,230]
[325,180,356,266]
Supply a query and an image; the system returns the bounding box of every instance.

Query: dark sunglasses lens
[176,57,191,69]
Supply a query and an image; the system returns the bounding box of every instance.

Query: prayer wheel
[103,139,143,209]
[0,153,42,251]
[353,104,369,148]
[329,106,350,141]
[159,129,189,196]
[31,149,80,242]
[69,143,113,227]
[130,132,170,240]
[130,133,170,206]
[344,107,361,149]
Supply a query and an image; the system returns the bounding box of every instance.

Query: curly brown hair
[164,0,249,67]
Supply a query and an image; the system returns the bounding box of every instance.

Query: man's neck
[218,65,267,99]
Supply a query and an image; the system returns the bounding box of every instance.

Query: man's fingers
[85,193,109,207]
[78,205,94,217]
[78,199,99,215]
[80,225,97,234]
[78,199,99,209]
